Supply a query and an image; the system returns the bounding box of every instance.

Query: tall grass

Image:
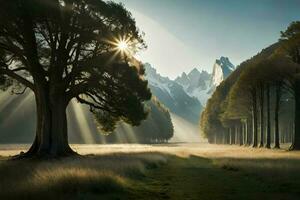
[0,153,167,199]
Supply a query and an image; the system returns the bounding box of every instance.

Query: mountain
[176,68,210,92]
[144,63,202,124]
[210,56,235,87]
[175,68,211,106]
[175,57,235,106]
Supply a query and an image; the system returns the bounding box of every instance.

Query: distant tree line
[100,97,174,144]
[201,21,300,150]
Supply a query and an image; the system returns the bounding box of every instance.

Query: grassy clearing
[0,144,300,199]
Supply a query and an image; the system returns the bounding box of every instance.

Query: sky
[114,0,300,79]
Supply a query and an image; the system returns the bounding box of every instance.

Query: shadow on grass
[130,155,300,200]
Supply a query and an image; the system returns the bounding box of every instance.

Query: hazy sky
[114,0,300,79]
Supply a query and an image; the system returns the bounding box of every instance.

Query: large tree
[0,0,151,157]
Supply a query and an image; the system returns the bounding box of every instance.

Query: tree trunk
[234,126,237,145]
[223,131,227,144]
[25,85,75,157]
[248,118,252,145]
[227,128,230,144]
[274,82,280,149]
[290,79,300,150]
[214,133,217,144]
[244,121,248,145]
[235,126,237,144]
[252,90,258,147]
[229,128,233,145]
[266,84,271,148]
[240,124,244,146]
[231,127,235,145]
[259,84,264,147]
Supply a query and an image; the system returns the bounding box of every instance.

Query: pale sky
[114,0,300,79]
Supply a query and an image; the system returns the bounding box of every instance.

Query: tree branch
[76,95,117,114]
[11,67,28,72]
[0,68,35,90]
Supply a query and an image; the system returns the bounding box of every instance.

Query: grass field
[1,143,300,200]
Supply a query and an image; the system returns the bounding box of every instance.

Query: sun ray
[70,101,96,144]
[105,35,134,57]
[0,91,16,113]
[122,123,138,143]
[2,92,33,125]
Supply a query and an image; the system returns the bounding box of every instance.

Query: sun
[105,36,135,56]
[117,40,128,51]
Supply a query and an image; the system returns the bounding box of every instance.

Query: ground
[0,143,300,200]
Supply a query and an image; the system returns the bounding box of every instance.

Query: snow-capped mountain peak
[144,63,202,124]
[176,72,189,86]
[175,68,211,106]
[218,57,235,71]
[174,57,235,106]
[144,63,173,96]
[188,68,200,77]
[211,57,235,87]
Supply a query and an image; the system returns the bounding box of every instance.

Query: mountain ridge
[144,63,202,124]
[174,57,235,106]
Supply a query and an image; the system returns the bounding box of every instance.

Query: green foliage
[92,62,151,133]
[141,98,174,142]
[200,88,226,142]
[280,21,300,64]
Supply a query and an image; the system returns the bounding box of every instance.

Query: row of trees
[201,21,300,150]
